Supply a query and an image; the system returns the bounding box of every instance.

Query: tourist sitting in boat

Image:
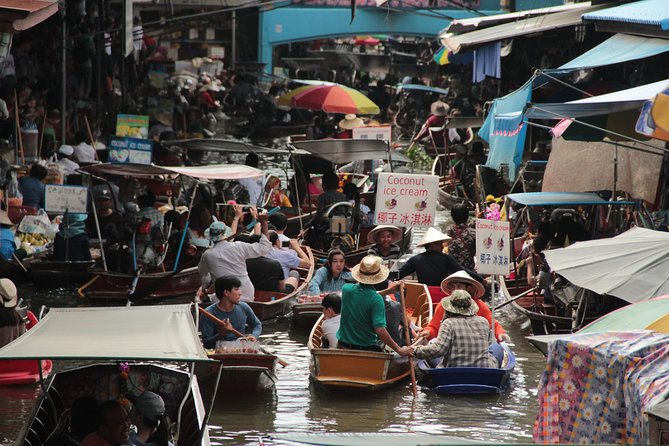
[0,210,16,261]
[336,114,364,139]
[307,249,353,295]
[18,162,47,209]
[87,189,124,241]
[0,279,24,348]
[238,153,263,207]
[418,271,510,343]
[317,172,347,216]
[445,204,476,270]
[268,212,296,251]
[366,225,402,261]
[129,391,173,446]
[264,176,292,208]
[410,290,501,368]
[267,231,310,282]
[530,235,554,304]
[134,191,164,231]
[56,145,80,179]
[241,233,298,295]
[337,255,412,356]
[398,227,481,286]
[79,400,132,446]
[412,101,449,149]
[187,202,214,248]
[321,293,342,348]
[199,211,271,302]
[199,276,262,349]
[53,214,92,262]
[343,182,372,228]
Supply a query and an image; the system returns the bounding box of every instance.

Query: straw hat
[430,101,450,117]
[338,114,364,130]
[154,110,173,127]
[0,278,18,308]
[351,255,389,285]
[416,227,451,247]
[440,270,484,299]
[0,210,13,226]
[367,225,402,244]
[441,289,478,316]
[205,221,232,243]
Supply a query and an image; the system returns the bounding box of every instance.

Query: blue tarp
[582,0,669,30]
[506,192,634,207]
[479,78,533,180]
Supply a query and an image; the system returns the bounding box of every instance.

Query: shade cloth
[542,137,663,203]
[292,139,410,164]
[543,227,669,304]
[506,192,619,207]
[0,305,210,362]
[534,330,669,444]
[165,164,265,181]
[163,138,306,155]
[582,0,669,30]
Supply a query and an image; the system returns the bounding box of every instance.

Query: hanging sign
[352,125,392,143]
[45,185,88,214]
[475,218,510,275]
[374,172,438,227]
[116,114,149,138]
[109,137,153,165]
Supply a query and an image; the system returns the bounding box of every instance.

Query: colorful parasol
[280,84,380,115]
[433,47,451,66]
[277,85,316,108]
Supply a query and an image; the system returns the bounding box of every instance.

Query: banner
[475,218,510,275]
[109,137,153,165]
[116,114,149,138]
[374,172,438,227]
[45,185,88,214]
[352,125,392,143]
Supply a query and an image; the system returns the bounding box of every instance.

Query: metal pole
[231,10,237,70]
[60,2,67,145]
[490,275,496,343]
[89,188,108,271]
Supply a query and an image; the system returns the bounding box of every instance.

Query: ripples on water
[0,187,548,445]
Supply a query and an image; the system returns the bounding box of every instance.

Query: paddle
[493,286,538,311]
[197,306,288,367]
[400,283,418,399]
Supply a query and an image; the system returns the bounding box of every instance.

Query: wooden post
[400,282,418,398]
[38,112,47,159]
[14,90,24,165]
[84,115,98,160]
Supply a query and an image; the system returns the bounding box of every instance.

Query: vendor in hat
[0,210,16,261]
[398,227,482,286]
[366,225,402,261]
[409,289,501,368]
[148,110,174,141]
[56,144,80,179]
[336,255,412,356]
[412,100,450,148]
[0,278,25,348]
[418,270,509,343]
[336,114,364,139]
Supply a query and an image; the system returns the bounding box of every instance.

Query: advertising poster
[109,137,153,165]
[475,218,510,275]
[352,125,392,143]
[374,172,438,227]
[116,114,149,139]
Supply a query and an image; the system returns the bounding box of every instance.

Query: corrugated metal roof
[583,0,669,30]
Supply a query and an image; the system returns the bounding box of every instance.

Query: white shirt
[198,236,272,302]
[57,158,80,177]
[74,142,96,162]
[322,314,340,348]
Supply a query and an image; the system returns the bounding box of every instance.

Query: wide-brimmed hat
[338,114,364,130]
[351,255,389,285]
[430,101,450,117]
[416,227,451,247]
[0,210,13,226]
[205,221,232,243]
[58,145,74,156]
[440,270,484,299]
[154,110,173,126]
[0,278,18,308]
[367,225,402,244]
[441,289,478,316]
[133,391,166,421]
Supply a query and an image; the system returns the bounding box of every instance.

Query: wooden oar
[197,306,288,367]
[493,286,538,311]
[400,283,418,399]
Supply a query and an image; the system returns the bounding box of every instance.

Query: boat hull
[30,260,95,286]
[292,302,323,329]
[196,353,278,395]
[0,359,52,386]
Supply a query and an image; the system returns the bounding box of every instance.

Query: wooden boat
[248,246,315,321]
[0,311,52,386]
[416,343,516,394]
[30,259,95,286]
[195,350,278,395]
[307,281,432,391]
[292,300,324,328]
[0,305,216,446]
[431,153,473,210]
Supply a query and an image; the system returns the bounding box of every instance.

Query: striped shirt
[308,267,353,294]
[367,243,401,261]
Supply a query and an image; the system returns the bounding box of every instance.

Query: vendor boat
[29,259,96,287]
[308,281,432,392]
[195,349,278,396]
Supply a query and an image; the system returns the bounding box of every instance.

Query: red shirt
[424,292,506,342]
[414,115,448,147]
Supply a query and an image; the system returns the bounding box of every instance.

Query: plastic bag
[6,171,22,206]
[18,209,57,237]
[214,339,260,354]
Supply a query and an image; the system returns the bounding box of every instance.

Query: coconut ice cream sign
[475,218,510,275]
[374,173,438,227]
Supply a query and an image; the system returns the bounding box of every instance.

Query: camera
[282,240,291,248]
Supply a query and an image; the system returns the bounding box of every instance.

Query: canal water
[0,214,547,445]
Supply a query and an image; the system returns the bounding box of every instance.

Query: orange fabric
[425,296,506,342]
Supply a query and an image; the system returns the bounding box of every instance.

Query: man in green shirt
[337,255,412,356]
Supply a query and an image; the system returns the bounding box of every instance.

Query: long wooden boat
[0,311,52,386]
[292,300,324,328]
[307,281,432,392]
[196,350,278,396]
[248,246,315,321]
[30,259,95,286]
[416,343,516,394]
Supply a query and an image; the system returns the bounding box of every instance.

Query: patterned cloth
[446,223,476,270]
[413,314,497,368]
[534,330,669,445]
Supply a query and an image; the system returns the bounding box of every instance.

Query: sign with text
[109,137,153,165]
[45,185,88,214]
[475,218,510,275]
[374,172,438,227]
[116,114,149,139]
[352,125,392,143]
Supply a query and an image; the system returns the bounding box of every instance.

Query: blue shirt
[199,302,262,349]
[18,176,45,209]
[0,227,15,261]
[307,267,353,294]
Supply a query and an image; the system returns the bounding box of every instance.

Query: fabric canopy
[165,164,265,180]
[582,0,669,30]
[395,84,449,95]
[292,139,410,164]
[0,305,210,362]
[163,138,306,155]
[506,191,622,207]
[525,79,669,119]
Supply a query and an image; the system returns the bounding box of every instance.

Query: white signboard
[352,125,392,143]
[45,185,89,214]
[475,218,510,275]
[374,172,438,227]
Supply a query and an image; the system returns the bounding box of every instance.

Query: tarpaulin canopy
[163,138,307,155]
[0,305,210,362]
[165,164,265,180]
[525,79,669,119]
[0,0,58,32]
[582,0,669,38]
[394,84,449,95]
[291,139,410,164]
[506,191,627,207]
